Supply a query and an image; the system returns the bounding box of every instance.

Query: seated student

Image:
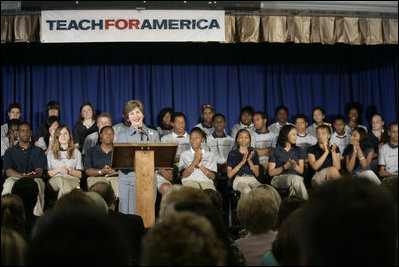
[2,122,47,216]
[33,101,61,146]
[227,129,261,195]
[1,103,22,139]
[369,114,389,151]
[344,127,380,184]
[268,105,294,136]
[179,127,217,191]
[72,102,98,151]
[206,113,235,175]
[378,123,398,179]
[330,114,351,161]
[156,107,174,138]
[36,116,60,155]
[307,124,342,187]
[230,106,255,139]
[193,104,215,136]
[294,114,317,160]
[82,112,112,156]
[159,112,190,195]
[344,102,367,134]
[1,119,20,158]
[84,126,119,197]
[306,106,331,137]
[268,125,308,200]
[249,111,277,178]
[47,124,83,199]
[112,108,131,143]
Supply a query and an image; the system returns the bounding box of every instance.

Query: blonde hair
[52,125,75,160]
[123,100,145,119]
[97,112,112,125]
[1,228,27,266]
[237,186,281,233]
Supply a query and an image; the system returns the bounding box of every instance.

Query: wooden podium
[111,143,178,227]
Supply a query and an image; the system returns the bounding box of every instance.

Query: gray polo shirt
[249,129,277,161]
[296,134,317,159]
[161,131,190,159]
[47,148,83,177]
[267,122,294,136]
[230,122,255,139]
[179,147,217,182]
[206,132,235,164]
[330,132,350,160]
[378,142,398,174]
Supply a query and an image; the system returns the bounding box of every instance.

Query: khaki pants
[49,175,80,199]
[233,175,261,195]
[182,180,216,191]
[87,176,119,198]
[2,177,45,216]
[311,168,328,187]
[271,174,308,200]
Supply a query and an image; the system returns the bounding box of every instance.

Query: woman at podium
[115,100,160,214]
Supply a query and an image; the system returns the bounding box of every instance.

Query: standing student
[47,125,83,199]
[1,103,22,139]
[194,104,215,136]
[307,124,342,187]
[268,125,308,200]
[72,102,98,151]
[227,129,260,195]
[344,127,380,184]
[179,127,217,191]
[115,100,160,214]
[230,106,255,139]
[268,105,294,136]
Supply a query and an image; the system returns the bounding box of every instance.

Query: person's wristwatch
[98,170,102,175]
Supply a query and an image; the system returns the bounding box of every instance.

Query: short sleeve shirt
[269,145,304,175]
[84,145,112,170]
[3,142,47,173]
[179,148,217,182]
[378,143,398,174]
[206,132,235,164]
[344,147,374,174]
[47,148,83,176]
[227,149,260,177]
[307,144,340,171]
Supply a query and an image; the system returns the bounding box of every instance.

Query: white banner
[41,10,225,43]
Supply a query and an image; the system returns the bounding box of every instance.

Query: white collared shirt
[161,131,190,158]
[179,147,217,181]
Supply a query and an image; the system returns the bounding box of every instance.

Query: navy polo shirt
[269,145,304,175]
[227,149,260,177]
[84,145,112,170]
[3,142,47,174]
[307,144,341,171]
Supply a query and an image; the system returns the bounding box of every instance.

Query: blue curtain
[1,43,397,135]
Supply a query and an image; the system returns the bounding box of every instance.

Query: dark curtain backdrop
[1,42,398,136]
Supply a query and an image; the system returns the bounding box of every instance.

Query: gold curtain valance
[1,14,397,45]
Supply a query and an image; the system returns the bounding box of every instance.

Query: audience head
[85,191,109,215]
[46,100,61,117]
[370,113,385,131]
[89,181,115,208]
[239,106,255,126]
[237,186,281,234]
[157,107,173,128]
[273,208,304,266]
[316,124,332,144]
[140,211,226,266]
[203,188,223,214]
[276,195,306,229]
[7,103,22,120]
[1,194,26,237]
[300,177,397,265]
[11,178,39,216]
[277,124,297,148]
[53,124,75,159]
[1,228,27,266]
[159,185,211,218]
[54,188,96,211]
[78,102,96,122]
[350,127,373,151]
[27,206,130,265]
